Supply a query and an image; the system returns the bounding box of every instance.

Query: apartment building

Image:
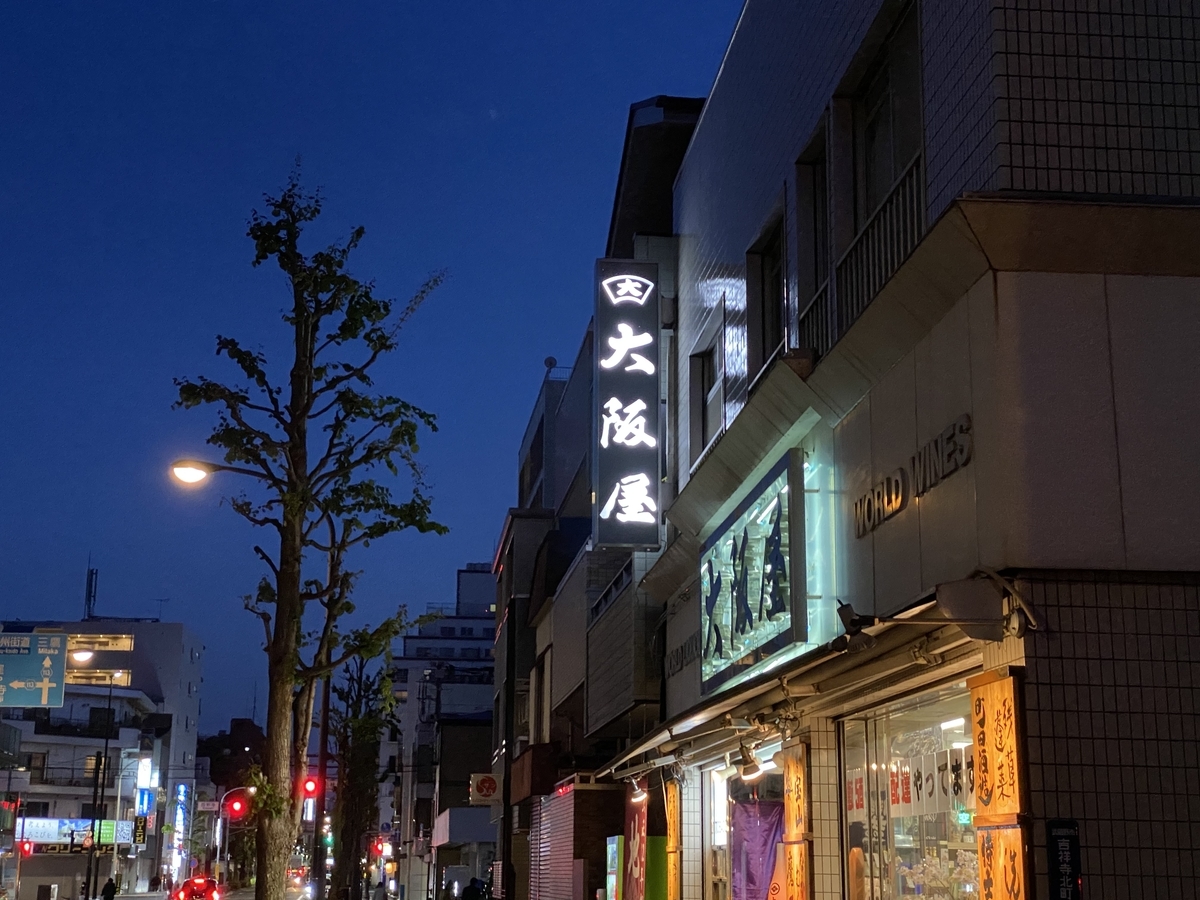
[2,619,202,899]
[388,566,495,900]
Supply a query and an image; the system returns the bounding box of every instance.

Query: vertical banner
[781,745,809,900]
[969,672,1023,819]
[624,780,649,900]
[665,780,681,900]
[594,259,661,549]
[970,670,1028,900]
[977,825,1027,900]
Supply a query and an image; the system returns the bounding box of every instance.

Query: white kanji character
[600,324,656,375]
[600,398,657,449]
[599,473,657,524]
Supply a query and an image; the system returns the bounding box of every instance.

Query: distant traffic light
[20,840,33,855]
[373,838,384,855]
[302,777,319,797]
[227,797,248,818]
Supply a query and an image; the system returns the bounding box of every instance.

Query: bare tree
[175,173,446,900]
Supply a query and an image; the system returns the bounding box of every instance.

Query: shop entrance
[841,682,979,899]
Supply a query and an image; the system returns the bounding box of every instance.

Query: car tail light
[177,891,185,900]
[212,891,221,900]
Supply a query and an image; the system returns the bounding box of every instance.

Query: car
[175,877,220,900]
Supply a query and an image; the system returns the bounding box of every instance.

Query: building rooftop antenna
[152,597,170,621]
[84,562,99,620]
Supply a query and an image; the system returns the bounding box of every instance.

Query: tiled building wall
[993,0,1200,196]
[1019,572,1200,899]
[923,0,1001,217]
[673,0,888,486]
[680,773,703,900]
[807,717,842,900]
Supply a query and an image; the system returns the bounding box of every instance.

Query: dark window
[459,627,474,636]
[415,647,432,658]
[760,224,785,363]
[813,159,829,288]
[689,344,722,464]
[23,801,49,818]
[440,627,455,637]
[856,5,921,224]
[80,803,108,819]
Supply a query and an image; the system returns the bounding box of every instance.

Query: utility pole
[310,676,331,900]
[83,750,103,900]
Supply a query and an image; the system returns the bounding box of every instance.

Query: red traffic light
[302,777,319,797]
[373,838,384,855]
[20,840,33,855]
[228,798,247,817]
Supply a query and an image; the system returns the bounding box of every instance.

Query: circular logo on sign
[476,776,497,798]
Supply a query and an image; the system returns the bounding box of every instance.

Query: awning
[600,595,987,778]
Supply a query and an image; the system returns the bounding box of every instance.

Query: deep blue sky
[0,2,742,731]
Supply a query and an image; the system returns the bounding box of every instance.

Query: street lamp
[169,459,266,485]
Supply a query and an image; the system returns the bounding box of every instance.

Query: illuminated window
[68,634,134,653]
[66,669,131,687]
[841,683,978,899]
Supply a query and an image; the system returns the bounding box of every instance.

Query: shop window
[855,3,921,225]
[841,683,978,899]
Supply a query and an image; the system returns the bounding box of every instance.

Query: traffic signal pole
[310,676,330,900]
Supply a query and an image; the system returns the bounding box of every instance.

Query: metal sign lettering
[594,260,660,549]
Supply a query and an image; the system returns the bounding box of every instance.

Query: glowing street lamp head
[70,649,95,663]
[171,460,211,484]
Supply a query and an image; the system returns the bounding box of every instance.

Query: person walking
[370,881,387,900]
[100,878,117,900]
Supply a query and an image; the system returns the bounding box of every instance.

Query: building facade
[494,3,1200,899]
[2,619,203,899]
[388,566,495,900]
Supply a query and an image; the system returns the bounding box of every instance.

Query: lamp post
[110,751,144,885]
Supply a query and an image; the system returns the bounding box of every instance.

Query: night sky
[0,2,741,731]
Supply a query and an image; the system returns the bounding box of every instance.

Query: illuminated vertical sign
[594,259,661,548]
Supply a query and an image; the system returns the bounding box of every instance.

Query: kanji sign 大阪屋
[594,260,660,549]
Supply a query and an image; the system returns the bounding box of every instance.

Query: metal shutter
[538,790,575,900]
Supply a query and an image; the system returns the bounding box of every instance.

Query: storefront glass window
[841,684,979,899]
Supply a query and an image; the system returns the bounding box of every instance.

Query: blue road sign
[0,629,66,708]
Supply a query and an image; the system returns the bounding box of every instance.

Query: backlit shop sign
[700,455,798,693]
[593,259,661,549]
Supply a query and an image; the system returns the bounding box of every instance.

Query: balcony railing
[796,281,834,359]
[29,767,117,788]
[834,154,925,338]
